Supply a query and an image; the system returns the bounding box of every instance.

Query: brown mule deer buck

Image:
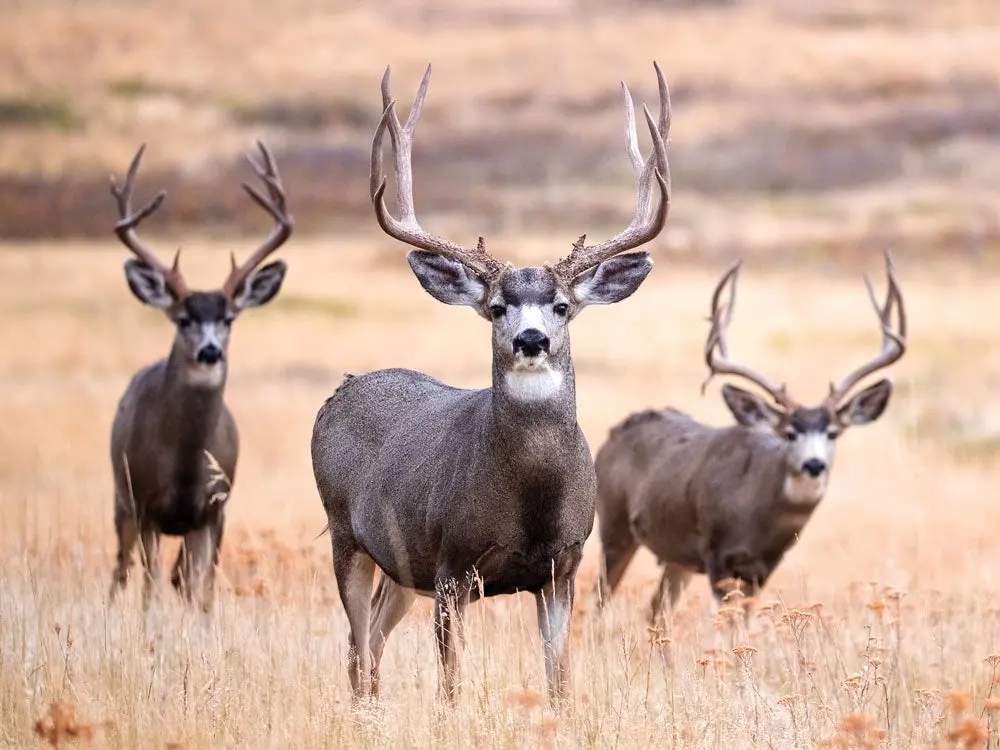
[594,251,906,623]
[312,62,672,704]
[108,142,292,611]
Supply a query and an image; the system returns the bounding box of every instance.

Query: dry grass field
[1,0,999,748]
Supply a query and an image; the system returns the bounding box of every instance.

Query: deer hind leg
[109,504,138,601]
[331,541,377,699]
[368,572,417,697]
[138,526,161,611]
[650,562,691,626]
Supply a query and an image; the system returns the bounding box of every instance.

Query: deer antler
[552,61,672,282]
[823,249,907,410]
[701,260,799,410]
[221,140,294,299]
[370,65,507,282]
[110,144,188,297]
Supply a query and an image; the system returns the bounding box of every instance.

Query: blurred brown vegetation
[0,0,997,267]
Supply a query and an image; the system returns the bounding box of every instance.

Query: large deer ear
[570,252,653,309]
[233,260,287,310]
[124,259,177,310]
[407,250,487,308]
[722,384,784,430]
[836,378,892,427]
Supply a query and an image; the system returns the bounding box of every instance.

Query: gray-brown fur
[595,253,906,622]
[107,143,292,611]
[313,62,672,705]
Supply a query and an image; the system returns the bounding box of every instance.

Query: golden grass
[0,236,998,747]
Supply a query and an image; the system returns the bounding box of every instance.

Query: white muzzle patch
[505,366,563,402]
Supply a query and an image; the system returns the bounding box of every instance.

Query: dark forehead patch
[183,292,229,321]
[790,407,832,432]
[499,267,558,306]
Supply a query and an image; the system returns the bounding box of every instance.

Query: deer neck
[490,349,578,438]
[162,345,227,494]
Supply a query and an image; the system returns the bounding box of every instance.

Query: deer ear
[721,384,783,430]
[570,252,653,309]
[836,378,892,427]
[407,250,487,309]
[233,260,287,310]
[124,259,177,310]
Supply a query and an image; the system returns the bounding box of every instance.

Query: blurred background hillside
[1,0,998,267]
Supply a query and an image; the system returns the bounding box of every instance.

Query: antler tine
[553,61,672,282]
[370,65,505,281]
[824,249,907,409]
[222,140,294,298]
[109,144,187,296]
[701,260,797,409]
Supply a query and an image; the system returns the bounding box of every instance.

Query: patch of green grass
[0,95,83,131]
[271,293,361,319]
[225,94,371,130]
[106,76,194,100]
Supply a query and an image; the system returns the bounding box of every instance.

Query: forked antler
[552,62,672,282]
[110,144,188,297]
[370,65,506,282]
[221,140,294,298]
[701,260,799,410]
[823,249,906,410]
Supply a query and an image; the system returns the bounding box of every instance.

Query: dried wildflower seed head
[884,586,906,600]
[717,606,744,621]
[715,577,742,593]
[696,658,710,667]
[778,695,799,707]
[866,599,887,613]
[732,645,758,657]
[646,626,664,643]
[842,673,863,690]
[985,654,1000,668]
[780,609,815,629]
[722,589,746,603]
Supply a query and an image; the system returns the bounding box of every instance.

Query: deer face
[123,259,287,387]
[721,381,893,499]
[406,251,652,401]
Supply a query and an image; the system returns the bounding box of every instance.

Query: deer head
[110,142,293,386]
[701,250,907,482]
[370,64,671,401]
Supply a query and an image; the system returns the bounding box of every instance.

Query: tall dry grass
[0,238,997,747]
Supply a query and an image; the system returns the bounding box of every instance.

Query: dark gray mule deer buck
[108,142,292,611]
[594,251,906,623]
[312,62,672,704]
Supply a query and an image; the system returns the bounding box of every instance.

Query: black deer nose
[512,328,550,357]
[196,344,223,365]
[802,458,827,477]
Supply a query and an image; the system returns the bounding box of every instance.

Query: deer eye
[827,430,840,441]
[177,317,193,329]
[784,430,797,442]
[222,316,234,328]
[489,304,506,319]
[553,302,569,317]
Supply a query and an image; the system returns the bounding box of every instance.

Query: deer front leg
[174,527,217,612]
[109,505,138,601]
[536,546,582,707]
[433,576,471,703]
[139,526,160,611]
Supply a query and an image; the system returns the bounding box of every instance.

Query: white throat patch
[185,362,225,389]
[504,365,563,402]
[783,472,827,506]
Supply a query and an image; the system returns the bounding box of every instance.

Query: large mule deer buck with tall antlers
[594,251,906,623]
[312,62,672,704]
[108,142,292,611]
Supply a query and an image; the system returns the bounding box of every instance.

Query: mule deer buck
[312,62,671,704]
[108,142,292,611]
[594,251,906,623]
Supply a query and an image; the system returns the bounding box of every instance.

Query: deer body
[595,254,906,622]
[107,144,293,611]
[313,63,673,705]
[314,359,594,600]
